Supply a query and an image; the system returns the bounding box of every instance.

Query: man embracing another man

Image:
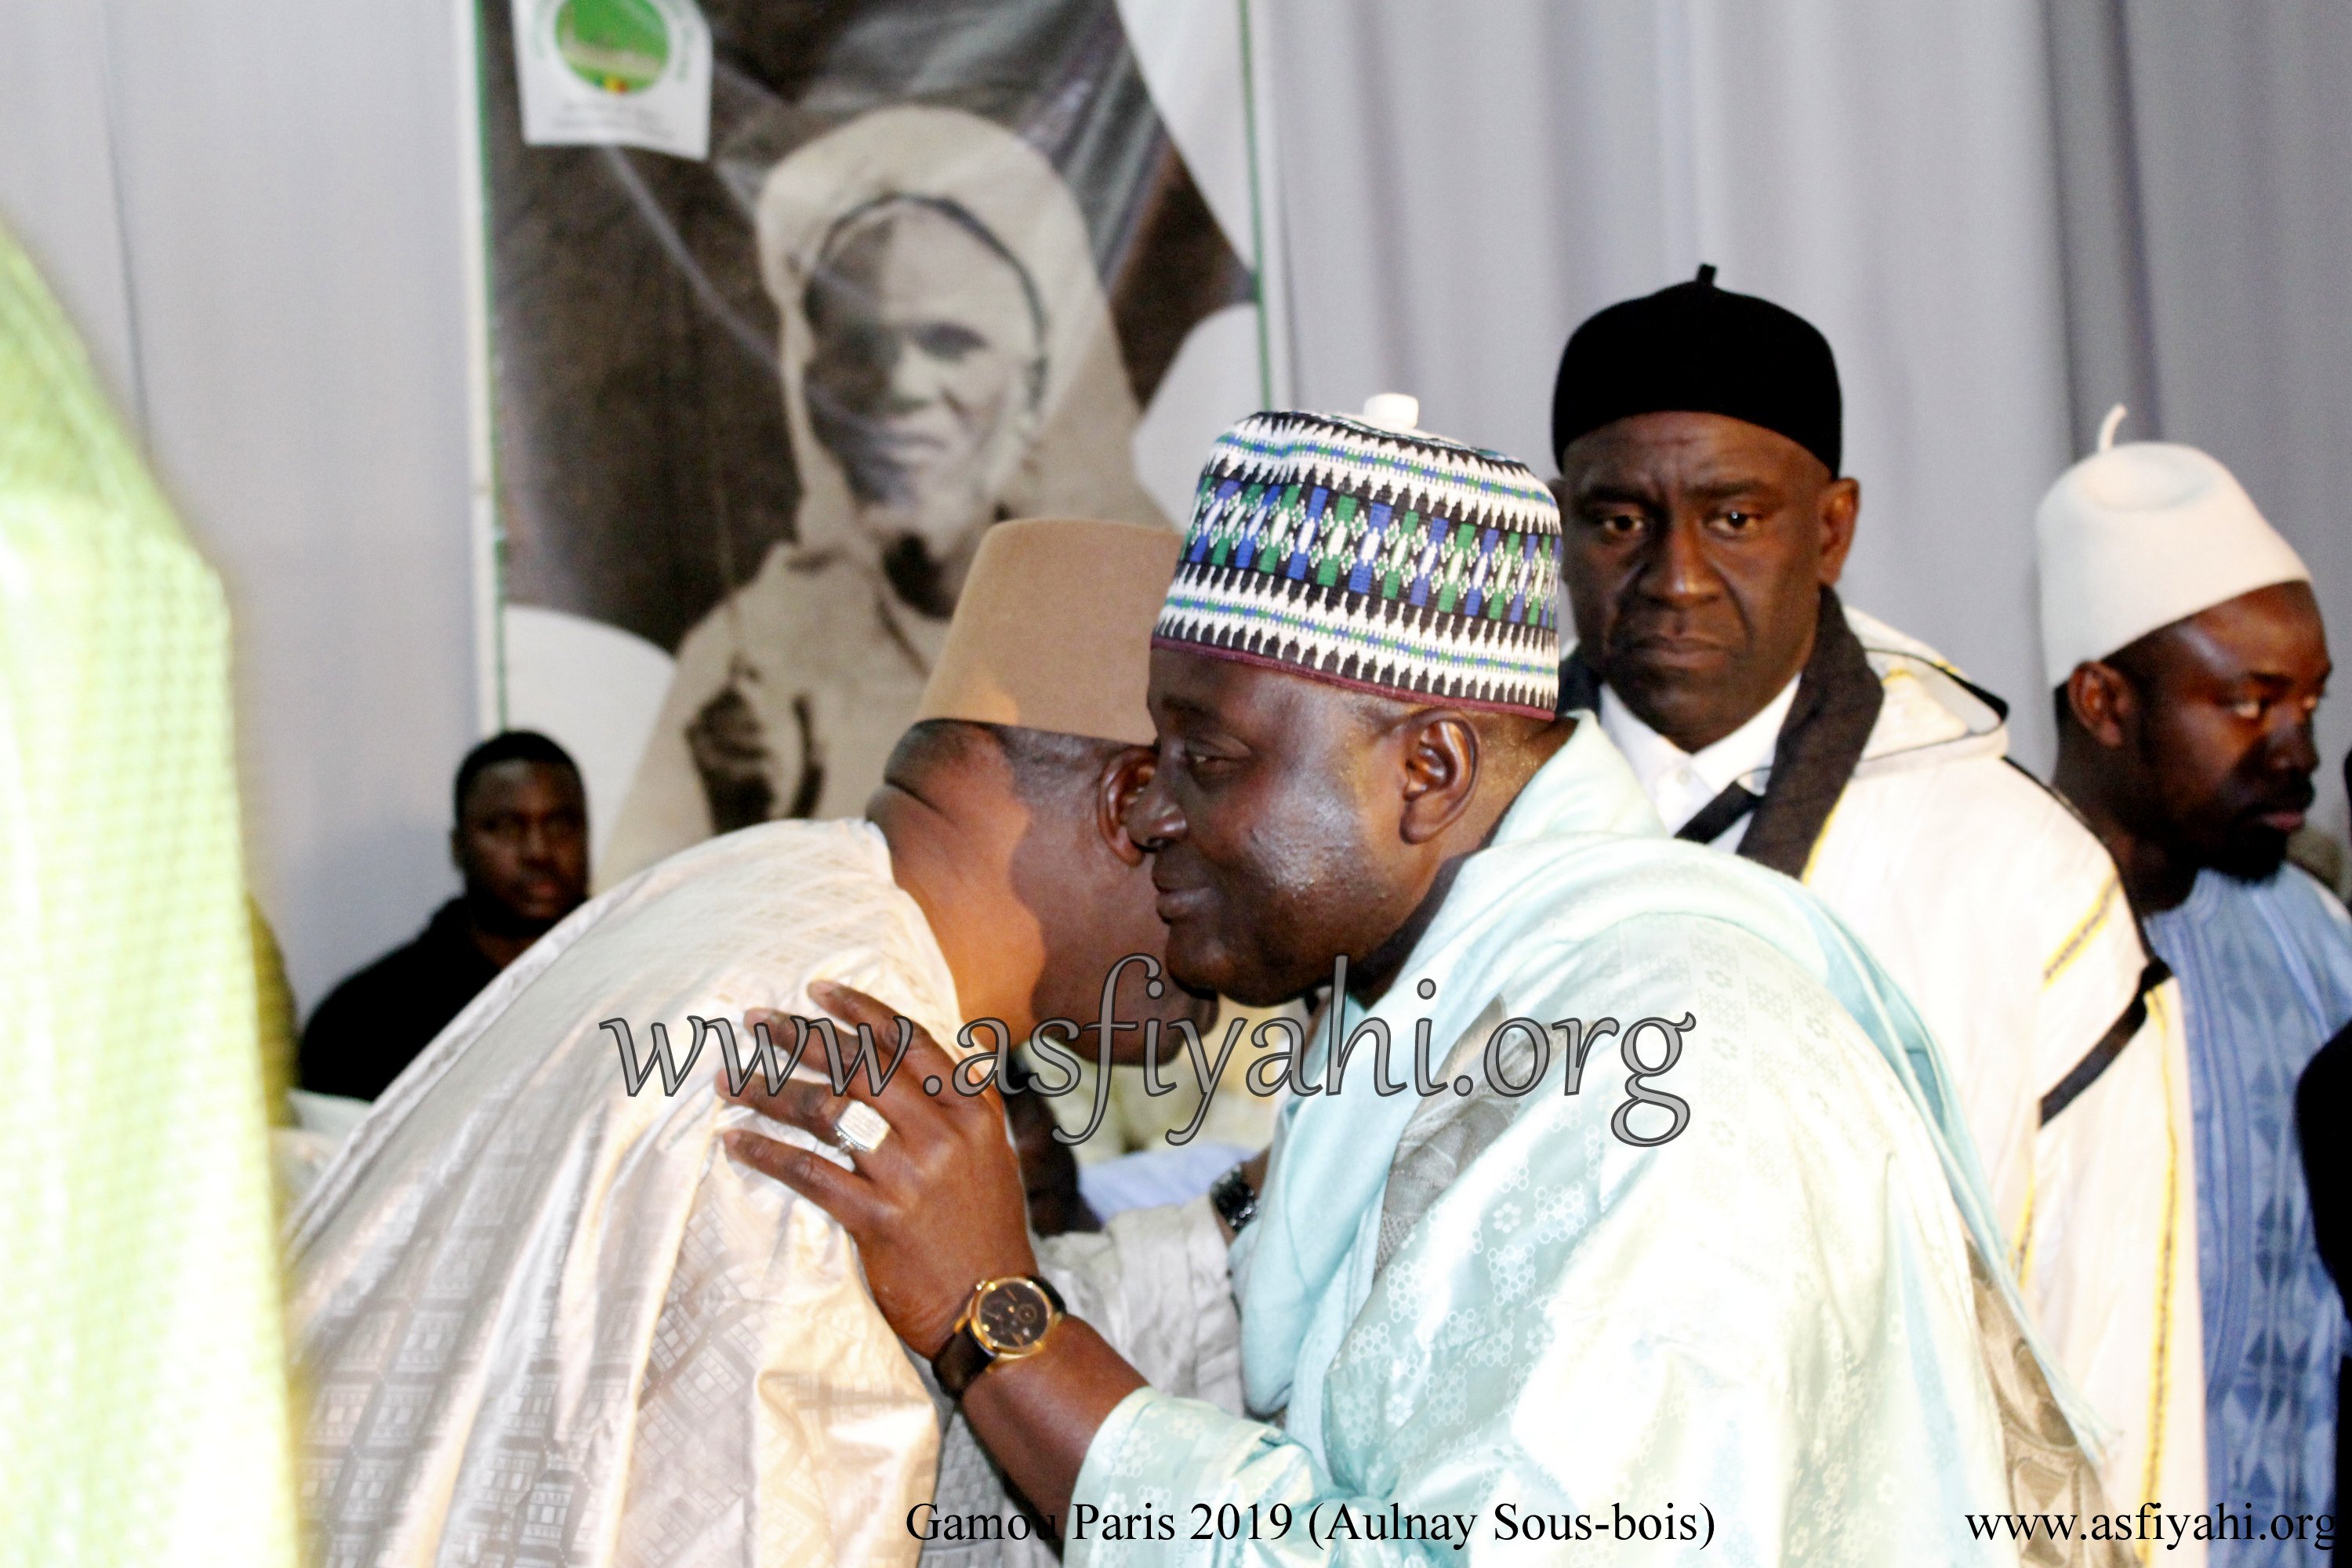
[288,519,1231,1568]
[731,408,2114,1563]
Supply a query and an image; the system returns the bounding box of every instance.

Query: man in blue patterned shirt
[2045,428,2348,1563]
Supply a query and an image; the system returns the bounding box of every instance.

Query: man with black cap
[1548,268,2204,1526]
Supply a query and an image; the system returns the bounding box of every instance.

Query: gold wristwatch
[931,1274,1066,1398]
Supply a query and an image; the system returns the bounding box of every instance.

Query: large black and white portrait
[602,106,1167,874]
[479,0,1262,883]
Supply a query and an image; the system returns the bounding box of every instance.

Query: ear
[2065,661,2137,749]
[1094,744,1156,868]
[1816,477,1860,585]
[1396,712,1482,847]
[449,825,466,875]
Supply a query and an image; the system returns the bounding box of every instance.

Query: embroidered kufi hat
[1151,404,1563,716]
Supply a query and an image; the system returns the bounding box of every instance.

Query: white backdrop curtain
[0,0,479,1010]
[1,0,2346,1007]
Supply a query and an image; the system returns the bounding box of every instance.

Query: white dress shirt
[1597,674,1799,848]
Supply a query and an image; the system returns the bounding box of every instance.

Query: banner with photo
[470,0,1287,884]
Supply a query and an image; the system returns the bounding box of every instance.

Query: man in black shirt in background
[299,731,589,1099]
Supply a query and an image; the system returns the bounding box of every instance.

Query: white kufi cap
[2034,407,2309,688]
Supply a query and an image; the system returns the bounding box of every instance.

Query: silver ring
[833,1101,891,1156]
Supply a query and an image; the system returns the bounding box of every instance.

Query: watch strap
[1210,1163,1259,1235]
[931,1323,991,1399]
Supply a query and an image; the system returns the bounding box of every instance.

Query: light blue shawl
[1229,714,2088,1451]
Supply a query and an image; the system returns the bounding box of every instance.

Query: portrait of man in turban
[800,191,1049,615]
[600,103,1167,881]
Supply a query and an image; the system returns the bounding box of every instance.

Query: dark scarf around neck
[1559,586,1885,878]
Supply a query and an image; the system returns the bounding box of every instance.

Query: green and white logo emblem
[511,0,711,159]
[554,0,670,94]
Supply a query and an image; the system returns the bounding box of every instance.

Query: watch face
[971,1277,1055,1356]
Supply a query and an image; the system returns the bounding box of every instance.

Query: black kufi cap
[1551,264,1842,474]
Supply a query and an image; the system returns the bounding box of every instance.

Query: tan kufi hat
[2035,406,2310,688]
[915,517,1181,746]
